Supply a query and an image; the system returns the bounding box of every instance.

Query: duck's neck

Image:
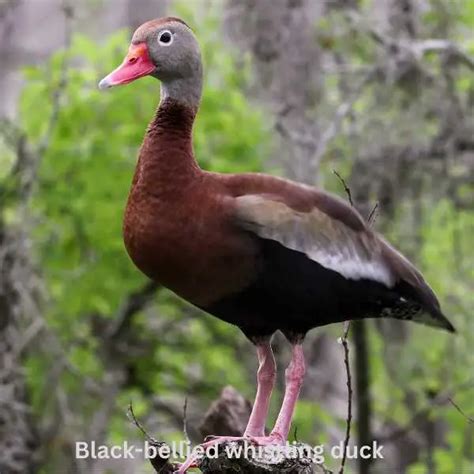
[134,94,201,197]
[160,71,203,110]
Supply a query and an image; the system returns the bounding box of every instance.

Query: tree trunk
[352,320,372,474]
[0,226,39,473]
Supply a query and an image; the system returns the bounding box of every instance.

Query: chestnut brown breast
[124,173,258,307]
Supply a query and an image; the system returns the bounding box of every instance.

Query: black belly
[200,239,422,342]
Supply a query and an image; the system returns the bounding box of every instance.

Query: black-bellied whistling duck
[99,17,454,472]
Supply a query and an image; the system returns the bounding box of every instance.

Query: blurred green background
[0,0,472,473]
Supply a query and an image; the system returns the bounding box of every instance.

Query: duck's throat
[134,98,201,196]
[160,69,203,111]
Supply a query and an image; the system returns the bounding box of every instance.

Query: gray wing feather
[235,195,396,287]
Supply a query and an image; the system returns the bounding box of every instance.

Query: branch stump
[199,440,331,474]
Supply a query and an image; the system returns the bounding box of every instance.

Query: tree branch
[375,381,474,443]
[314,69,376,165]
[338,321,352,474]
[128,403,177,474]
[105,280,160,340]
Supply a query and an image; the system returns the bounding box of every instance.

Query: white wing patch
[235,195,395,287]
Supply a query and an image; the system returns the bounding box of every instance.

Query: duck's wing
[232,188,454,332]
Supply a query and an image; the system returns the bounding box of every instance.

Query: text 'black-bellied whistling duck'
[99,17,455,473]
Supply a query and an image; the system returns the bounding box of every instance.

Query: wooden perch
[199,439,330,474]
[131,387,333,474]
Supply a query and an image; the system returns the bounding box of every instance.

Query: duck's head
[99,17,202,105]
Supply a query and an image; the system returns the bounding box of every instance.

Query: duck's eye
[158,30,173,46]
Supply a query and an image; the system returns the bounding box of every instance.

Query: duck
[98,16,454,473]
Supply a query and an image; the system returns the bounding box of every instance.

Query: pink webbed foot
[174,436,246,473]
[247,431,286,446]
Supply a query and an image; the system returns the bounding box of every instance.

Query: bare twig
[127,402,159,443]
[333,170,354,207]
[128,402,177,474]
[376,380,474,443]
[338,321,352,474]
[183,397,191,444]
[447,398,473,424]
[367,202,379,226]
[332,173,356,474]
[334,170,379,227]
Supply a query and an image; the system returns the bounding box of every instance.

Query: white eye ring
[158,30,173,46]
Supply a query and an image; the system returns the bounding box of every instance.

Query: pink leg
[271,344,305,440]
[244,341,276,437]
[175,341,276,473]
[175,344,305,472]
[250,343,305,444]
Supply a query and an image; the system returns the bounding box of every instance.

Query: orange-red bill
[98,43,155,89]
